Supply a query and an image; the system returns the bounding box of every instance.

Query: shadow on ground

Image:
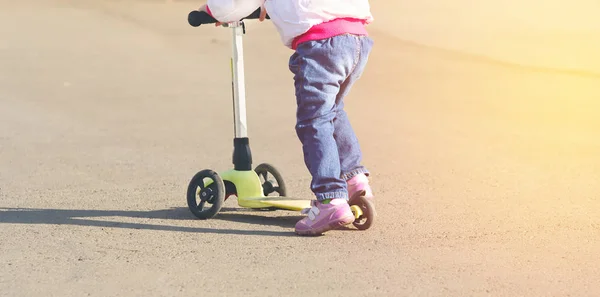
[0,207,304,237]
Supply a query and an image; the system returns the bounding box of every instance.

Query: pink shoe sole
[295,214,355,236]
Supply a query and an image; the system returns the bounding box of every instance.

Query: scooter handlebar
[188,8,269,27]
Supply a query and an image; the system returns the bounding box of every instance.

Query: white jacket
[206,0,374,48]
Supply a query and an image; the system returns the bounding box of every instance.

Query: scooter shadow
[216,207,304,229]
[0,207,303,237]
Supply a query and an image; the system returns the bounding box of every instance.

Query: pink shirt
[291,18,368,50]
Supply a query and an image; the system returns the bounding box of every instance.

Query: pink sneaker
[346,173,373,199]
[295,199,355,236]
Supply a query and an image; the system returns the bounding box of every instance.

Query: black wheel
[186,169,225,219]
[254,163,287,197]
[349,191,375,230]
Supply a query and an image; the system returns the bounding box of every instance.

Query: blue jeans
[288,34,373,201]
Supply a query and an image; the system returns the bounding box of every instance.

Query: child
[200,0,375,235]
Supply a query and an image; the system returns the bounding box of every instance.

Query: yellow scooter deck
[238,196,311,211]
[259,197,311,211]
[241,196,364,219]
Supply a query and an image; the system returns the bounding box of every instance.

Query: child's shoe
[295,198,355,236]
[346,173,374,200]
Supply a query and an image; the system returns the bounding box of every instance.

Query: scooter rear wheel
[349,192,375,230]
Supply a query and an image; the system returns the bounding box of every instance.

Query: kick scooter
[185,8,375,230]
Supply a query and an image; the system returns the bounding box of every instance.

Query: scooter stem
[229,22,253,171]
[230,22,247,138]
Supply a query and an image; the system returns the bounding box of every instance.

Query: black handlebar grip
[188,11,216,27]
[188,8,269,27]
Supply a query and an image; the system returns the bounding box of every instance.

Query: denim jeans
[288,34,373,201]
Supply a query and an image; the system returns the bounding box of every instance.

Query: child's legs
[333,106,368,181]
[289,35,364,201]
[333,36,374,181]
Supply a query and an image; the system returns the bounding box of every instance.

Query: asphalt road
[1,0,599,296]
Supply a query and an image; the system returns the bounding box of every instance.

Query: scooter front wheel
[254,163,287,197]
[187,169,225,219]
